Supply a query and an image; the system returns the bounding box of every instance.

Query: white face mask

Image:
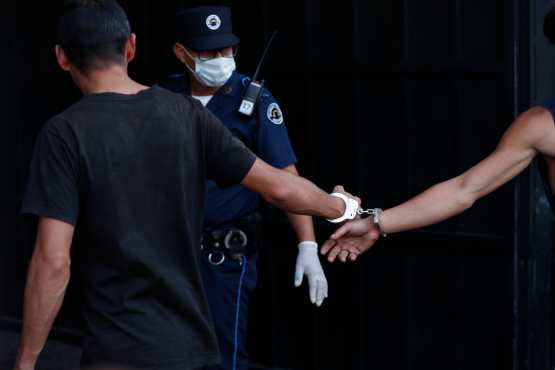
[183,49,236,87]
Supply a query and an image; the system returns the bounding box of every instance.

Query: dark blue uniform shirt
[540,99,555,212]
[545,99,555,121]
[161,72,297,228]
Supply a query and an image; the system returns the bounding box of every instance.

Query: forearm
[16,255,70,368]
[283,165,316,242]
[380,176,473,234]
[380,144,538,235]
[242,159,346,220]
[287,212,316,242]
[272,173,345,219]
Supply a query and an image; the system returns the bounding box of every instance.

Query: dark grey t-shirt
[21,86,256,370]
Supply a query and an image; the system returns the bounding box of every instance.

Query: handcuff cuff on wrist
[327,193,387,237]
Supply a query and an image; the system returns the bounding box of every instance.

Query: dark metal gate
[1,1,554,370]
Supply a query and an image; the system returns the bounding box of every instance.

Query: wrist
[360,208,388,237]
[16,346,39,367]
[15,355,37,370]
[327,193,358,223]
[376,209,389,235]
[298,241,318,250]
[15,365,35,370]
[331,196,346,219]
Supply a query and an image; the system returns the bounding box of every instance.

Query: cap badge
[206,15,222,30]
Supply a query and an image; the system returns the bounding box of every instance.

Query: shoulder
[158,73,188,94]
[517,99,555,129]
[40,113,73,137]
[231,71,253,89]
[501,106,555,154]
[153,87,213,132]
[230,72,286,125]
[31,115,80,154]
[256,83,285,126]
[513,106,554,133]
[151,85,202,113]
[154,78,207,115]
[233,71,279,104]
[259,83,279,105]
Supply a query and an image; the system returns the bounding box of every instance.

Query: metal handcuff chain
[357,207,387,237]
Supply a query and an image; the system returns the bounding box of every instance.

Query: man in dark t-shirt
[13,2,360,370]
[22,86,254,370]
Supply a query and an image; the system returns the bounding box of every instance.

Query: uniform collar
[173,71,242,98]
[163,71,246,114]
[214,71,243,99]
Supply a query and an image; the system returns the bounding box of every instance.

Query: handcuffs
[327,193,387,237]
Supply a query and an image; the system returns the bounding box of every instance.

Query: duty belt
[202,213,262,265]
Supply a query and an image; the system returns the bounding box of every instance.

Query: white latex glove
[294,241,328,306]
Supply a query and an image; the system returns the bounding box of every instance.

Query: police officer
[160,6,329,370]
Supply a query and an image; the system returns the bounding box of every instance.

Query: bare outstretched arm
[322,106,555,261]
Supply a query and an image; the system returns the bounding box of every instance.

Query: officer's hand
[294,241,328,307]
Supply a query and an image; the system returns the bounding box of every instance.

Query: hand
[321,217,380,263]
[332,185,361,207]
[14,361,35,370]
[294,241,328,306]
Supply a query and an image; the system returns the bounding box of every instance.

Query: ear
[125,33,137,64]
[173,43,187,63]
[55,45,72,72]
[173,43,193,69]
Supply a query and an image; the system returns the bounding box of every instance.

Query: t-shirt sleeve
[20,118,81,225]
[255,92,297,169]
[198,103,257,187]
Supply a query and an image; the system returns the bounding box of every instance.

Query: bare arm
[322,107,555,261]
[282,165,317,242]
[241,159,346,220]
[280,165,329,306]
[15,218,74,370]
[380,107,554,234]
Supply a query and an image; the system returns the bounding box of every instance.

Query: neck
[188,71,220,96]
[77,65,148,95]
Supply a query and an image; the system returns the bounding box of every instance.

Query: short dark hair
[544,3,555,45]
[57,0,131,72]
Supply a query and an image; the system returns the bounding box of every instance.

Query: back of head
[57,0,131,73]
[545,3,555,44]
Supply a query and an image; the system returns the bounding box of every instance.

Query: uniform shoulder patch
[267,102,284,125]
